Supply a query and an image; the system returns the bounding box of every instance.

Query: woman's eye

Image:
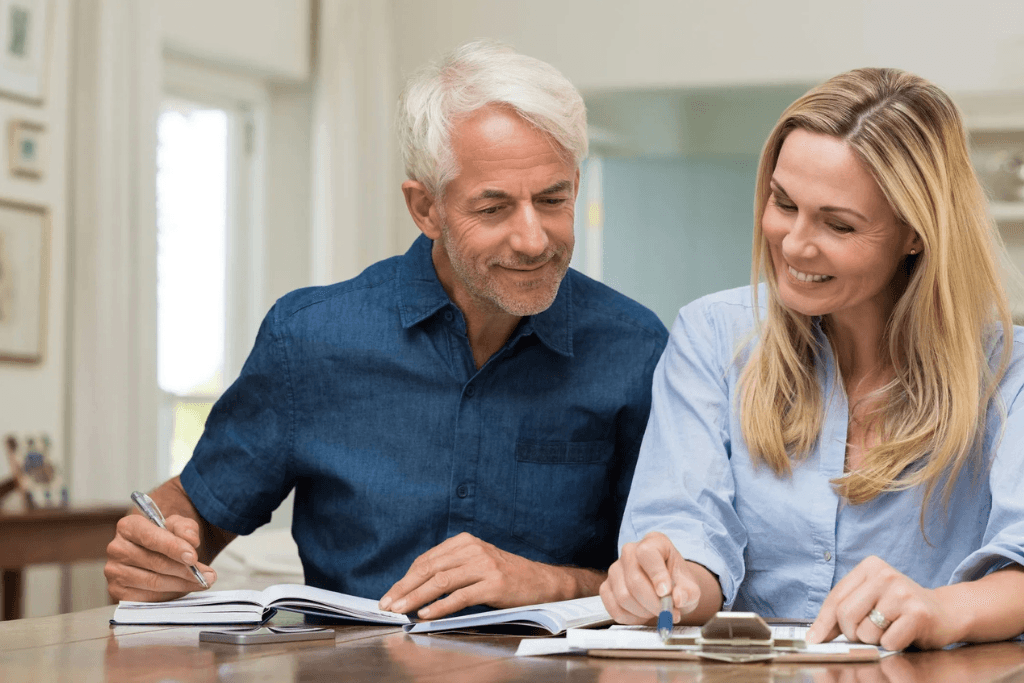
[829,223,854,234]
[773,197,796,212]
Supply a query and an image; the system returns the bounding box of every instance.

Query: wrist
[933,584,973,645]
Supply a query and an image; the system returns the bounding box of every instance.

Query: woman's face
[762,129,922,326]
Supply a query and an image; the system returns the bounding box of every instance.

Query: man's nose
[509,204,549,257]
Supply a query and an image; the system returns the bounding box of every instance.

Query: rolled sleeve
[620,299,748,607]
[951,354,1024,583]
[180,302,295,535]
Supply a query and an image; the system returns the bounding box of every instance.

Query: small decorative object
[0,199,48,362]
[8,119,43,178]
[0,0,49,103]
[3,432,66,509]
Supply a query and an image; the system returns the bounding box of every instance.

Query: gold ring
[868,608,891,630]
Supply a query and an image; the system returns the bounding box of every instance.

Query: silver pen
[130,490,209,589]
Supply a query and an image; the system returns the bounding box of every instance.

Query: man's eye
[479,206,501,215]
[540,197,567,206]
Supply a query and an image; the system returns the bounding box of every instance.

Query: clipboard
[586,612,886,663]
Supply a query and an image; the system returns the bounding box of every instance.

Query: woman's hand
[599,531,722,625]
[806,555,962,651]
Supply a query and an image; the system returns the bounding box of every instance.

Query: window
[156,62,266,477]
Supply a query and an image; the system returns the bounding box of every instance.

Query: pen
[658,594,674,642]
[130,490,209,589]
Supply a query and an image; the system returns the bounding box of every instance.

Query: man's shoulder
[272,254,404,323]
[566,269,668,343]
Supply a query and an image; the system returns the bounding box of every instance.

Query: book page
[405,595,609,634]
[261,584,410,624]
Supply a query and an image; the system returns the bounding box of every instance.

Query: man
[105,40,667,619]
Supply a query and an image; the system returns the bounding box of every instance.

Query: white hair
[397,39,588,198]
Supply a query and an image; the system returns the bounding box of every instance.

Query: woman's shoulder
[668,285,762,356]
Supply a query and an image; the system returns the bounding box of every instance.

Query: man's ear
[403,180,442,240]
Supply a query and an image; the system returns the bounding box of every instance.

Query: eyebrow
[770,180,870,223]
[472,180,575,202]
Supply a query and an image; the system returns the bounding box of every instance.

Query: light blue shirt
[621,285,1024,619]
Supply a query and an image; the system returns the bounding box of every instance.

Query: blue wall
[600,156,759,327]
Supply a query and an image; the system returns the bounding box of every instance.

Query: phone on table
[199,625,335,645]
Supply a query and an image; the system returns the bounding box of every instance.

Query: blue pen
[658,594,674,642]
[131,490,209,589]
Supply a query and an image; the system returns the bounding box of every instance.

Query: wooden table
[3,605,1024,683]
[0,506,126,620]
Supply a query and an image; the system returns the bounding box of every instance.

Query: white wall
[391,0,1024,94]
[160,0,310,81]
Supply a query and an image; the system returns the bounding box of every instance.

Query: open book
[111,584,411,626]
[403,595,612,635]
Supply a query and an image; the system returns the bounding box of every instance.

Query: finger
[164,515,202,549]
[416,582,490,619]
[118,515,202,566]
[106,560,209,600]
[391,563,482,615]
[108,536,206,584]
[600,571,649,625]
[807,562,871,643]
[835,580,886,643]
[380,542,483,611]
[670,563,701,616]
[633,537,676,615]
[614,549,661,621]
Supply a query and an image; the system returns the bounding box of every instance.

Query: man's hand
[105,512,217,602]
[378,532,602,619]
[806,555,963,651]
[599,531,722,626]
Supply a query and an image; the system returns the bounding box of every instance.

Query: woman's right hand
[599,531,716,625]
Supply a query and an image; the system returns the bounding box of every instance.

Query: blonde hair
[740,67,1014,508]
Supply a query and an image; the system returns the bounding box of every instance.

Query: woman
[601,68,1024,651]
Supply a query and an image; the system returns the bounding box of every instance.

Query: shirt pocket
[511,439,616,562]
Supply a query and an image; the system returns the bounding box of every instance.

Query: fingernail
[658,583,670,596]
[392,600,405,613]
[379,597,392,610]
[202,571,215,582]
[181,552,195,564]
[418,607,431,618]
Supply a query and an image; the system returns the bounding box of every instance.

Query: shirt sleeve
[619,298,748,607]
[950,340,1024,582]
[179,302,295,535]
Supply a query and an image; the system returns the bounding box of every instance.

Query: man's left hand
[378,532,589,619]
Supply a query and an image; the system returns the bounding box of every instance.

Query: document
[111,584,411,626]
[403,595,612,635]
[517,625,895,662]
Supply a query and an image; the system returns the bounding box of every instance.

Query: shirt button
[824,551,832,561]
[465,385,475,397]
[456,484,469,498]
[444,311,453,322]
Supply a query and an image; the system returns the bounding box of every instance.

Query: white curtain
[310,0,398,285]
[66,0,161,506]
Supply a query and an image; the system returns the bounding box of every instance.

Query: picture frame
[0,199,48,362]
[0,0,50,104]
[8,119,44,179]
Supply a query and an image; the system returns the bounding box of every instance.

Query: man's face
[433,106,578,318]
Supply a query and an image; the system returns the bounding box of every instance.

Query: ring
[868,608,891,630]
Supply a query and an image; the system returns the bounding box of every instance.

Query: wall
[391,0,1024,94]
[160,0,310,81]
[0,0,71,617]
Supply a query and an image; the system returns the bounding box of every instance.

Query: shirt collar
[396,234,574,358]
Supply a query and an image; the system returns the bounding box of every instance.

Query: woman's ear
[403,181,442,240]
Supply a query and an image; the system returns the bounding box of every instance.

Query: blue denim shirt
[622,285,1024,619]
[181,234,668,601]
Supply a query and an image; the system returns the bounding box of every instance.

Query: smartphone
[199,625,335,645]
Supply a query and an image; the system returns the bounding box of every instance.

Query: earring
[909,249,917,255]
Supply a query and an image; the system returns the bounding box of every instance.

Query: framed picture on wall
[0,0,49,104]
[0,199,48,362]
[8,119,44,178]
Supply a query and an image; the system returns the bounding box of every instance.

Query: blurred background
[1,0,1022,618]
